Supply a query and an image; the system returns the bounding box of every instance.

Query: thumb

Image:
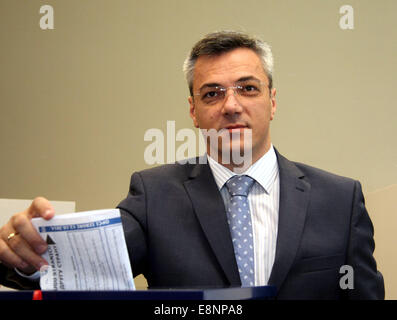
[28,197,55,220]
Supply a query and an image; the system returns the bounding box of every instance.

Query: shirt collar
[207,144,279,194]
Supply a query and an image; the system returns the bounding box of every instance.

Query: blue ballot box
[0,286,276,300]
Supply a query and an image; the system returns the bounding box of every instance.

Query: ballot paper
[32,209,135,291]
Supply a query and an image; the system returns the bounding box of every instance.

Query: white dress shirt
[207,144,280,285]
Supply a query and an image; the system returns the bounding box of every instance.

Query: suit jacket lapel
[268,150,311,291]
[183,162,241,286]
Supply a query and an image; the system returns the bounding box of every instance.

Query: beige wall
[1,0,396,297]
[366,186,397,300]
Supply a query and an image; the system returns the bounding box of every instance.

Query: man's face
[189,48,277,167]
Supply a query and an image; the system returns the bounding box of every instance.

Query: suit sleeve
[0,264,40,290]
[346,180,385,299]
[117,172,149,281]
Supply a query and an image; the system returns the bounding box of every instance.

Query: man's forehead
[193,48,266,85]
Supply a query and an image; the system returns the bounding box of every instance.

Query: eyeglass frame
[192,78,271,105]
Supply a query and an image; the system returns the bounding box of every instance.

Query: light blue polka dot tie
[225,175,255,287]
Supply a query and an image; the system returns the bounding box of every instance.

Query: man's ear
[270,88,277,121]
[189,96,199,128]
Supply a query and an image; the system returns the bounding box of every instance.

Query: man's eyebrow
[199,82,222,91]
[235,76,261,82]
[198,76,262,91]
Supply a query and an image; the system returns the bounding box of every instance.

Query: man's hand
[0,197,54,274]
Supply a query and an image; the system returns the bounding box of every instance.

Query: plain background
[0,0,396,298]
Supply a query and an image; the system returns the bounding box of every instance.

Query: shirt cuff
[14,268,40,281]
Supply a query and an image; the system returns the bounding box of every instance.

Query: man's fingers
[27,197,55,220]
[0,238,30,270]
[11,214,47,254]
[5,233,48,271]
[0,197,53,271]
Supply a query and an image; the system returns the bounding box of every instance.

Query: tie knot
[225,175,255,197]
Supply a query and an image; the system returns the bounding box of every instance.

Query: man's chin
[218,127,251,135]
[203,127,253,169]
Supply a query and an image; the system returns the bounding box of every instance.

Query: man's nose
[221,88,243,115]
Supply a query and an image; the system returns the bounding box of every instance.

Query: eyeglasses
[193,79,269,105]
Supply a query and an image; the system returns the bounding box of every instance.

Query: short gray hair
[183,30,274,96]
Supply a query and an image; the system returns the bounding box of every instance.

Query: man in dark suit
[117,150,384,299]
[0,31,384,299]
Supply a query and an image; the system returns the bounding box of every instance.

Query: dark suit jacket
[0,150,384,299]
[117,149,384,299]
